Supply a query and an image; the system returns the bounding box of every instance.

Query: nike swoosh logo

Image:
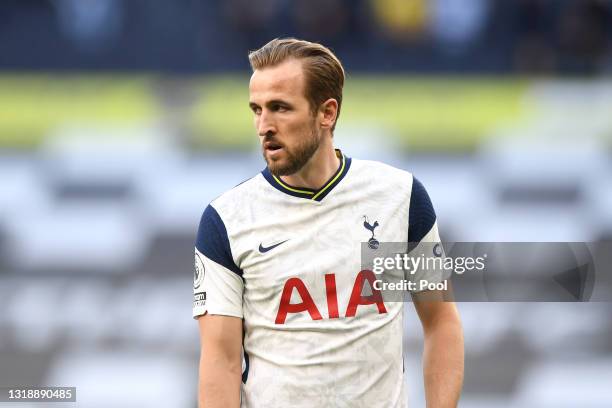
[259,240,289,253]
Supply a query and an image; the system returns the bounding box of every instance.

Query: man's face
[249,59,321,176]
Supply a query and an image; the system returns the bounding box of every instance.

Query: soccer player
[194,38,464,407]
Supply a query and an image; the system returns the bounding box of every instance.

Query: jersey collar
[262,149,352,202]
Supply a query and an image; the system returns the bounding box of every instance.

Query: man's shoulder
[209,173,264,213]
[350,158,414,186]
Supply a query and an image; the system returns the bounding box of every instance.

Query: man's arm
[412,288,464,408]
[198,314,243,408]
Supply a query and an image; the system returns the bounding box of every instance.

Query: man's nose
[257,111,275,137]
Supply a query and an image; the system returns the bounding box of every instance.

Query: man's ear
[319,98,338,130]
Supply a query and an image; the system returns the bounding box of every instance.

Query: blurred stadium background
[0,0,611,407]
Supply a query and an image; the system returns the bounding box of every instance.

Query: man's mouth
[264,141,284,152]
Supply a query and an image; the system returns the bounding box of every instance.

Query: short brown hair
[248,38,345,131]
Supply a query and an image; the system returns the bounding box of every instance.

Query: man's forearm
[198,352,242,408]
[422,318,464,408]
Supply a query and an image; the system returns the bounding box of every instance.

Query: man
[194,38,463,407]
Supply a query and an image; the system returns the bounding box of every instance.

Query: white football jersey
[193,150,444,408]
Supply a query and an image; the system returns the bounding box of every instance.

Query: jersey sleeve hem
[192,307,244,320]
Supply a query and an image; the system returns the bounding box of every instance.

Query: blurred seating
[3,202,148,274]
[46,351,196,408]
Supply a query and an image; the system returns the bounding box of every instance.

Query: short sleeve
[193,204,244,319]
[407,177,450,292]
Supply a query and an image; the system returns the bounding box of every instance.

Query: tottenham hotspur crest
[363,216,380,249]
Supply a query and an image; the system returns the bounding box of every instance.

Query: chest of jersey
[232,188,409,326]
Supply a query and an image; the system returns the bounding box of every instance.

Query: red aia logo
[275,270,387,324]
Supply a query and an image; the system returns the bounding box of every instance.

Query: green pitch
[189,76,532,151]
[0,74,532,152]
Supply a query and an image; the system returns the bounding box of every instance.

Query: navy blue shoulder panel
[408,177,437,243]
[195,205,243,277]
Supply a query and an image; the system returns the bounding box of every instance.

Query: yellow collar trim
[271,153,345,200]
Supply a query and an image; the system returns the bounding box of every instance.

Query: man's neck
[281,140,340,190]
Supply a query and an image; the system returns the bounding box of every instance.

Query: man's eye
[252,107,262,115]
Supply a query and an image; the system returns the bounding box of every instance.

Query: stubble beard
[264,121,321,177]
